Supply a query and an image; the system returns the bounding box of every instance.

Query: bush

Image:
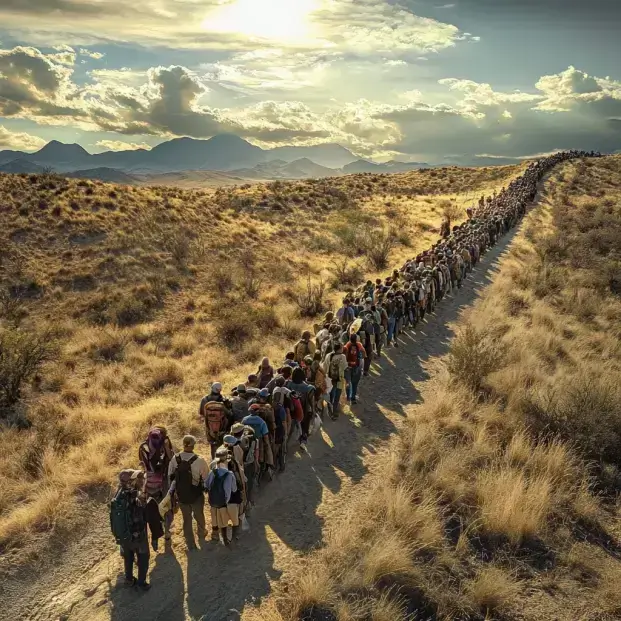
[149,361,184,391]
[447,325,503,392]
[0,328,59,419]
[329,258,364,289]
[89,329,128,362]
[361,227,398,270]
[547,375,621,468]
[295,274,326,317]
[216,312,256,348]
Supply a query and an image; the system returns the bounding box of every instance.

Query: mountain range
[0,134,430,183]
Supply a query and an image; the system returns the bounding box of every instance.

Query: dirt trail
[2,203,531,621]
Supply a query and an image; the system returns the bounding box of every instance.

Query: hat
[211,382,222,394]
[119,469,142,485]
[231,422,245,434]
[236,384,247,394]
[223,434,238,445]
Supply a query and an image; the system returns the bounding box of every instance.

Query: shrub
[295,274,326,317]
[149,361,184,391]
[89,329,128,363]
[0,328,59,419]
[216,312,256,348]
[361,227,398,270]
[447,325,503,392]
[329,258,364,289]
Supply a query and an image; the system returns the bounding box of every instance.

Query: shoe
[125,576,137,587]
[137,582,151,592]
[352,399,358,405]
[363,372,369,377]
[211,529,219,541]
[151,538,158,552]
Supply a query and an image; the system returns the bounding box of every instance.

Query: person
[168,435,209,549]
[205,447,238,546]
[242,402,273,480]
[230,384,250,422]
[246,374,259,390]
[222,434,248,532]
[138,426,173,550]
[271,377,291,471]
[294,331,316,364]
[232,422,259,507]
[257,357,274,389]
[199,382,232,459]
[324,342,347,418]
[110,469,151,590]
[343,333,366,405]
[247,388,276,480]
[286,366,315,446]
[336,298,355,328]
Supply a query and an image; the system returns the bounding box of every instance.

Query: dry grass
[0,165,520,560]
[244,156,621,620]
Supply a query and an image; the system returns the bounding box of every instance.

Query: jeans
[345,366,362,401]
[387,317,396,343]
[330,386,342,412]
[122,541,150,585]
[179,494,206,547]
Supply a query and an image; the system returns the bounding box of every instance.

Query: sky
[0,0,620,164]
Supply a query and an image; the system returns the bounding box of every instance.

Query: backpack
[110,488,135,544]
[241,427,258,465]
[328,353,341,383]
[208,470,228,509]
[345,342,363,368]
[272,388,285,409]
[174,454,202,504]
[204,401,227,439]
[290,393,304,422]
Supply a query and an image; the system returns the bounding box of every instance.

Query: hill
[65,168,138,184]
[0,162,522,570]
[0,159,47,174]
[246,155,621,621]
[0,136,360,176]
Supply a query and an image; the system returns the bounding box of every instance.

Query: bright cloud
[0,125,46,151]
[95,139,151,151]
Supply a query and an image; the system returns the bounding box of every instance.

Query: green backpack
[110,488,134,545]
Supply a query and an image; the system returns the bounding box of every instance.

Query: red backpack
[344,342,363,368]
[204,401,227,439]
[290,394,304,422]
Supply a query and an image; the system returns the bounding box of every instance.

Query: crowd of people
[109,149,601,590]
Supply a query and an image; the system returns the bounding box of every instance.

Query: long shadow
[109,548,185,621]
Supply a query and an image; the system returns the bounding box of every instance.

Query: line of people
[109,149,600,590]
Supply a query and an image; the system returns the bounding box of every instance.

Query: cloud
[79,48,104,60]
[1,44,620,161]
[0,125,46,151]
[0,0,469,55]
[95,139,151,151]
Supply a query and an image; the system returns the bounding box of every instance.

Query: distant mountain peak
[35,141,90,158]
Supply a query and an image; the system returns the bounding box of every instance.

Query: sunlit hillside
[0,163,522,563]
[245,156,621,621]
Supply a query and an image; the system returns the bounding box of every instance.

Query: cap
[236,384,247,394]
[211,382,222,394]
[231,422,245,434]
[223,434,238,445]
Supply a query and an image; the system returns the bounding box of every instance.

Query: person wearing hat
[222,434,249,532]
[205,447,238,546]
[231,384,250,423]
[231,422,259,506]
[168,435,209,549]
[199,381,233,460]
[111,469,151,590]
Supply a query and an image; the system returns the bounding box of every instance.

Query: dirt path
[2,207,529,621]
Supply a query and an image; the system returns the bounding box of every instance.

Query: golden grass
[243,156,621,620]
[0,165,521,559]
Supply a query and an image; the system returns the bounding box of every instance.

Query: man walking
[168,435,209,550]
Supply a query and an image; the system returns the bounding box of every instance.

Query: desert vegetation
[0,164,519,562]
[244,156,621,620]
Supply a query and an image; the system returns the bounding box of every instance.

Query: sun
[204,0,319,42]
